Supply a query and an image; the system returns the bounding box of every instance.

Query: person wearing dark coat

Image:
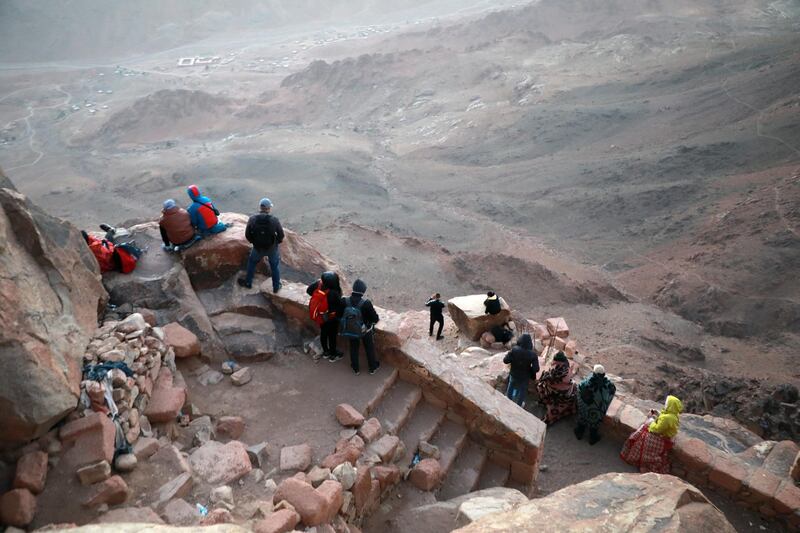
[575,364,617,445]
[426,293,446,340]
[503,334,539,407]
[238,198,284,291]
[307,271,344,361]
[342,279,381,375]
[484,291,501,315]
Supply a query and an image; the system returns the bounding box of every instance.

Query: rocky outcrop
[447,295,511,341]
[0,172,107,444]
[455,473,735,533]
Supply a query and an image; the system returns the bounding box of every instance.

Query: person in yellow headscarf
[620,395,683,473]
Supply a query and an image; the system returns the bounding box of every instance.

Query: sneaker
[329,353,343,362]
[352,368,360,376]
[369,362,381,375]
[436,336,444,341]
[273,282,283,294]
[237,278,252,289]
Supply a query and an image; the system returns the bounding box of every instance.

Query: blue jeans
[245,246,280,290]
[506,375,528,406]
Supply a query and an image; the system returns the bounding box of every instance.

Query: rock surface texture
[0,173,107,444]
[454,473,736,533]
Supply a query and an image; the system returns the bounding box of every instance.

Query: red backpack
[309,281,330,326]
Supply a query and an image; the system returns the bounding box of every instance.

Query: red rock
[216,416,246,440]
[136,308,158,326]
[321,444,362,470]
[189,441,252,484]
[366,478,381,513]
[564,339,578,357]
[83,475,129,507]
[162,498,197,526]
[370,435,400,463]
[317,480,344,524]
[153,473,193,509]
[96,506,164,525]
[0,488,36,527]
[773,480,800,515]
[76,460,112,485]
[604,398,624,423]
[545,317,569,338]
[357,418,382,443]
[200,508,234,525]
[336,434,365,454]
[371,465,401,491]
[61,412,116,469]
[792,451,800,481]
[335,404,365,428]
[352,466,372,513]
[163,322,201,358]
[254,509,301,533]
[673,438,712,471]
[13,450,48,494]
[145,367,186,423]
[231,366,253,386]
[273,477,327,526]
[280,443,312,472]
[132,437,160,460]
[446,294,511,341]
[709,455,748,494]
[744,468,782,503]
[409,459,442,491]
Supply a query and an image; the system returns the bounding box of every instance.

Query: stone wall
[262,282,547,492]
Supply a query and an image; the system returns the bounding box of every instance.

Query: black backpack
[340,297,367,339]
[251,215,276,249]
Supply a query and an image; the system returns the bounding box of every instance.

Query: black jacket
[343,293,380,328]
[245,213,284,251]
[426,298,445,319]
[484,296,501,315]
[307,280,343,320]
[504,345,539,381]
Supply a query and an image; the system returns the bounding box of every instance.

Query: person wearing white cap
[574,363,616,445]
[238,197,284,291]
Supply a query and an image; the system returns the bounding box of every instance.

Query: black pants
[320,320,339,355]
[349,330,378,372]
[429,315,444,338]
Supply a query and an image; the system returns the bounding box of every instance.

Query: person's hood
[353,279,367,294]
[517,333,533,351]
[664,395,683,415]
[187,184,211,204]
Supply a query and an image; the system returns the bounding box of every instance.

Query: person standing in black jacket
[503,334,539,407]
[426,293,446,340]
[342,279,381,375]
[238,198,284,291]
[307,271,344,361]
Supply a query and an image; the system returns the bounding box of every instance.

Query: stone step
[428,418,469,477]
[363,366,399,417]
[372,379,423,435]
[438,439,487,500]
[476,458,510,490]
[397,401,447,467]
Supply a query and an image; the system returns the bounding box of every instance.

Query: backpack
[339,297,367,338]
[251,215,276,250]
[115,242,143,274]
[309,282,330,326]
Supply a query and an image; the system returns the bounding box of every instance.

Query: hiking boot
[273,282,283,294]
[237,278,252,289]
[436,336,444,341]
[369,362,381,375]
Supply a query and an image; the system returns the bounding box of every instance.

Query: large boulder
[210,312,277,361]
[0,175,107,444]
[454,473,736,533]
[182,213,341,290]
[447,295,511,341]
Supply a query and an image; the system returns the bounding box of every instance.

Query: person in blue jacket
[186,184,227,234]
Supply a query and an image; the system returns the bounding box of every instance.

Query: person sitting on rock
[186,184,228,235]
[536,351,577,425]
[238,198,284,291]
[484,291,501,315]
[481,321,515,349]
[307,271,344,361]
[81,230,139,274]
[575,364,616,445]
[426,293,446,340]
[159,199,199,252]
[503,333,539,407]
[621,395,683,473]
[340,279,381,376]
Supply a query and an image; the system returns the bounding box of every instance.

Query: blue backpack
[339,297,367,338]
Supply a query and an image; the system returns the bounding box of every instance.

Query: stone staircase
[363,364,515,504]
